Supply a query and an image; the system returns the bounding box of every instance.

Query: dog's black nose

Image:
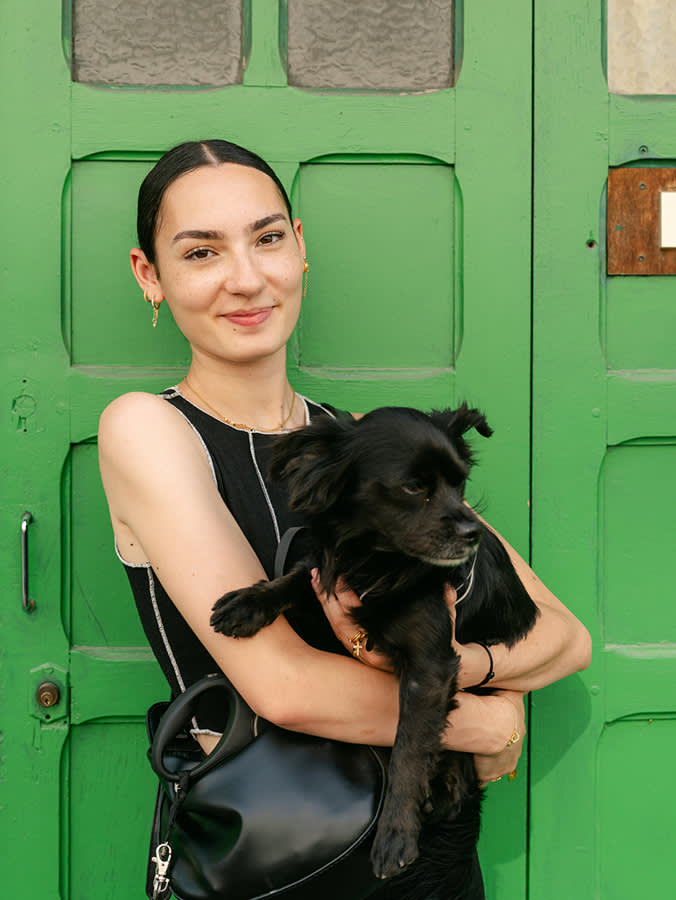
[450,518,482,544]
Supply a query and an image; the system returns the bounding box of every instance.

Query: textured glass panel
[69,160,190,366]
[287,0,453,91]
[598,720,676,898]
[608,0,676,94]
[72,0,242,86]
[69,444,148,646]
[296,162,454,368]
[601,445,676,642]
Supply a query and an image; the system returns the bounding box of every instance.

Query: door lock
[36,681,60,708]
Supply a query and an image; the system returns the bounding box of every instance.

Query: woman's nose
[223,251,266,295]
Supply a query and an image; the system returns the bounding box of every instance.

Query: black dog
[211,405,539,894]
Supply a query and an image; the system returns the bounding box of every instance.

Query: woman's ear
[292,218,306,260]
[130,247,162,297]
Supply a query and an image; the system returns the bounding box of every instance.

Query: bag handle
[150,674,259,784]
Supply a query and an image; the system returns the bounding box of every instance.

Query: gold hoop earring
[302,259,309,298]
[144,290,162,328]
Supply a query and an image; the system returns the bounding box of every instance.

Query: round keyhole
[36,681,60,708]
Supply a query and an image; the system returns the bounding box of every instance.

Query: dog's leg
[210,567,311,637]
[369,594,458,880]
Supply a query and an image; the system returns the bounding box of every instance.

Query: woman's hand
[310,569,394,671]
[445,584,496,690]
[472,690,526,787]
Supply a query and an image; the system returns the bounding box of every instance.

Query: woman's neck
[182,354,301,433]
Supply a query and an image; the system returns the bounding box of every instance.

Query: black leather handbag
[145,673,385,900]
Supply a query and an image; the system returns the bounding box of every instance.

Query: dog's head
[270,403,492,568]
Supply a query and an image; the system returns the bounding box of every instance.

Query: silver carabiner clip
[152,842,172,899]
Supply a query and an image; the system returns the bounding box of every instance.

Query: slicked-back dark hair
[137,140,293,265]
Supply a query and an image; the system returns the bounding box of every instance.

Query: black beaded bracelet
[471,641,495,689]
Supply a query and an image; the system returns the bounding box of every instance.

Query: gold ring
[490,776,502,783]
[350,630,368,659]
[508,770,518,782]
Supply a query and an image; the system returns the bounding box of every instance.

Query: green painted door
[531,3,676,898]
[1,2,532,897]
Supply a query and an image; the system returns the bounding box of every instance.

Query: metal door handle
[21,511,35,612]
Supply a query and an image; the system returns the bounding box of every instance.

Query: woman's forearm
[267,643,524,757]
[456,525,592,692]
[442,690,524,756]
[457,601,591,692]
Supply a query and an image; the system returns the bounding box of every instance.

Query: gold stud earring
[144,290,162,328]
[302,259,309,298]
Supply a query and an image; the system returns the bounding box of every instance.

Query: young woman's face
[150,163,306,366]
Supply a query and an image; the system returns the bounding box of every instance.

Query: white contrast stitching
[248,431,281,543]
[170,404,218,486]
[148,567,186,693]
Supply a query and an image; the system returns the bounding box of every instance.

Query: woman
[98,140,591,899]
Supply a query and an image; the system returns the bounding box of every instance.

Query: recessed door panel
[296,161,455,369]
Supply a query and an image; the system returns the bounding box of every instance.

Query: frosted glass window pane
[287,0,453,91]
[72,0,242,86]
[608,0,676,95]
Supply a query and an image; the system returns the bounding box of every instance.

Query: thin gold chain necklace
[182,376,297,433]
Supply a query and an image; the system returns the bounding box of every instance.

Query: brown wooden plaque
[607,167,676,275]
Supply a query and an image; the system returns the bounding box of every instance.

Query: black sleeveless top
[122,388,486,899]
[120,387,340,733]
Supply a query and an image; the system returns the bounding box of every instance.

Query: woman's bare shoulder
[100,390,195,445]
[98,390,210,483]
[99,390,178,432]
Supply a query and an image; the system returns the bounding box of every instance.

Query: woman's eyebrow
[172,214,286,244]
[172,229,223,243]
[248,213,287,232]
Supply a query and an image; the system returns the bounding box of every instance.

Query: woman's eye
[185,247,214,261]
[258,231,284,246]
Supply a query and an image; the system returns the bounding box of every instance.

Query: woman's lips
[224,307,274,327]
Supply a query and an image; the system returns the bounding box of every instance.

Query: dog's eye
[401,481,426,497]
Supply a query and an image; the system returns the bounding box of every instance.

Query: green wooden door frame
[0,2,533,898]
[532,3,676,898]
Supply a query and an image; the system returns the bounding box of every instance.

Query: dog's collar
[357,554,478,606]
[455,554,478,606]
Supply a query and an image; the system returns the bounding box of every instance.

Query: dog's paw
[210,589,270,637]
[370,826,420,880]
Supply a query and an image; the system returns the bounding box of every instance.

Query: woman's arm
[453,522,591,692]
[98,392,517,756]
[316,526,591,695]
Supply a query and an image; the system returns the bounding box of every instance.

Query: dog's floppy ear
[429,402,493,442]
[269,415,356,513]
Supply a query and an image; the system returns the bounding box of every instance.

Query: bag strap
[274,525,305,579]
[150,674,259,784]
